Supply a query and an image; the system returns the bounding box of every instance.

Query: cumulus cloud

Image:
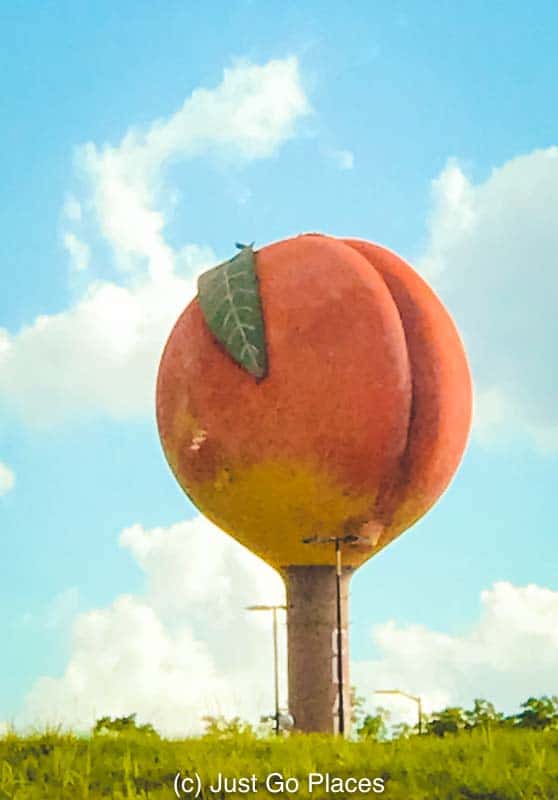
[0,57,309,426]
[80,56,309,281]
[353,581,558,726]
[0,271,204,423]
[19,516,285,736]
[0,461,15,496]
[418,148,558,451]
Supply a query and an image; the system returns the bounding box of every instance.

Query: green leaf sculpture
[197,245,268,379]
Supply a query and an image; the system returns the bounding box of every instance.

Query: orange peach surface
[156,234,472,570]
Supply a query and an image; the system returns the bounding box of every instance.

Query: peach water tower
[156,234,472,734]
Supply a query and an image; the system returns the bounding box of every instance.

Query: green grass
[1,727,557,799]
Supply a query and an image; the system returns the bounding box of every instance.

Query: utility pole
[334,537,344,735]
[246,604,286,735]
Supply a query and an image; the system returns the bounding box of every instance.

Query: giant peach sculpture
[156,233,472,733]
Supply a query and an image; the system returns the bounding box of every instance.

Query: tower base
[285,565,352,734]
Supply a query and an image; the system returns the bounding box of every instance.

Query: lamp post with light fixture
[373,688,424,735]
[246,604,286,735]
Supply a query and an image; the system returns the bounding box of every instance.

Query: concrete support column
[285,565,352,734]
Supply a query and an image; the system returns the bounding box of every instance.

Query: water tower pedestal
[285,566,352,734]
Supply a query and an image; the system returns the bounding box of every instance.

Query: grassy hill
[1,726,557,799]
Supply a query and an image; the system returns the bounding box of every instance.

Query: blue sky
[1,2,558,733]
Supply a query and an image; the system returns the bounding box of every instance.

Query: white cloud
[63,232,90,272]
[0,271,204,424]
[418,148,558,451]
[353,581,558,726]
[0,461,15,496]
[79,56,309,280]
[331,149,354,170]
[19,516,286,736]
[0,57,309,426]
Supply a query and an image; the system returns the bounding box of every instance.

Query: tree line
[91,695,558,741]
[355,695,558,740]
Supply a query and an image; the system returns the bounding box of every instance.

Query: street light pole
[272,606,280,735]
[373,689,423,735]
[246,604,286,735]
